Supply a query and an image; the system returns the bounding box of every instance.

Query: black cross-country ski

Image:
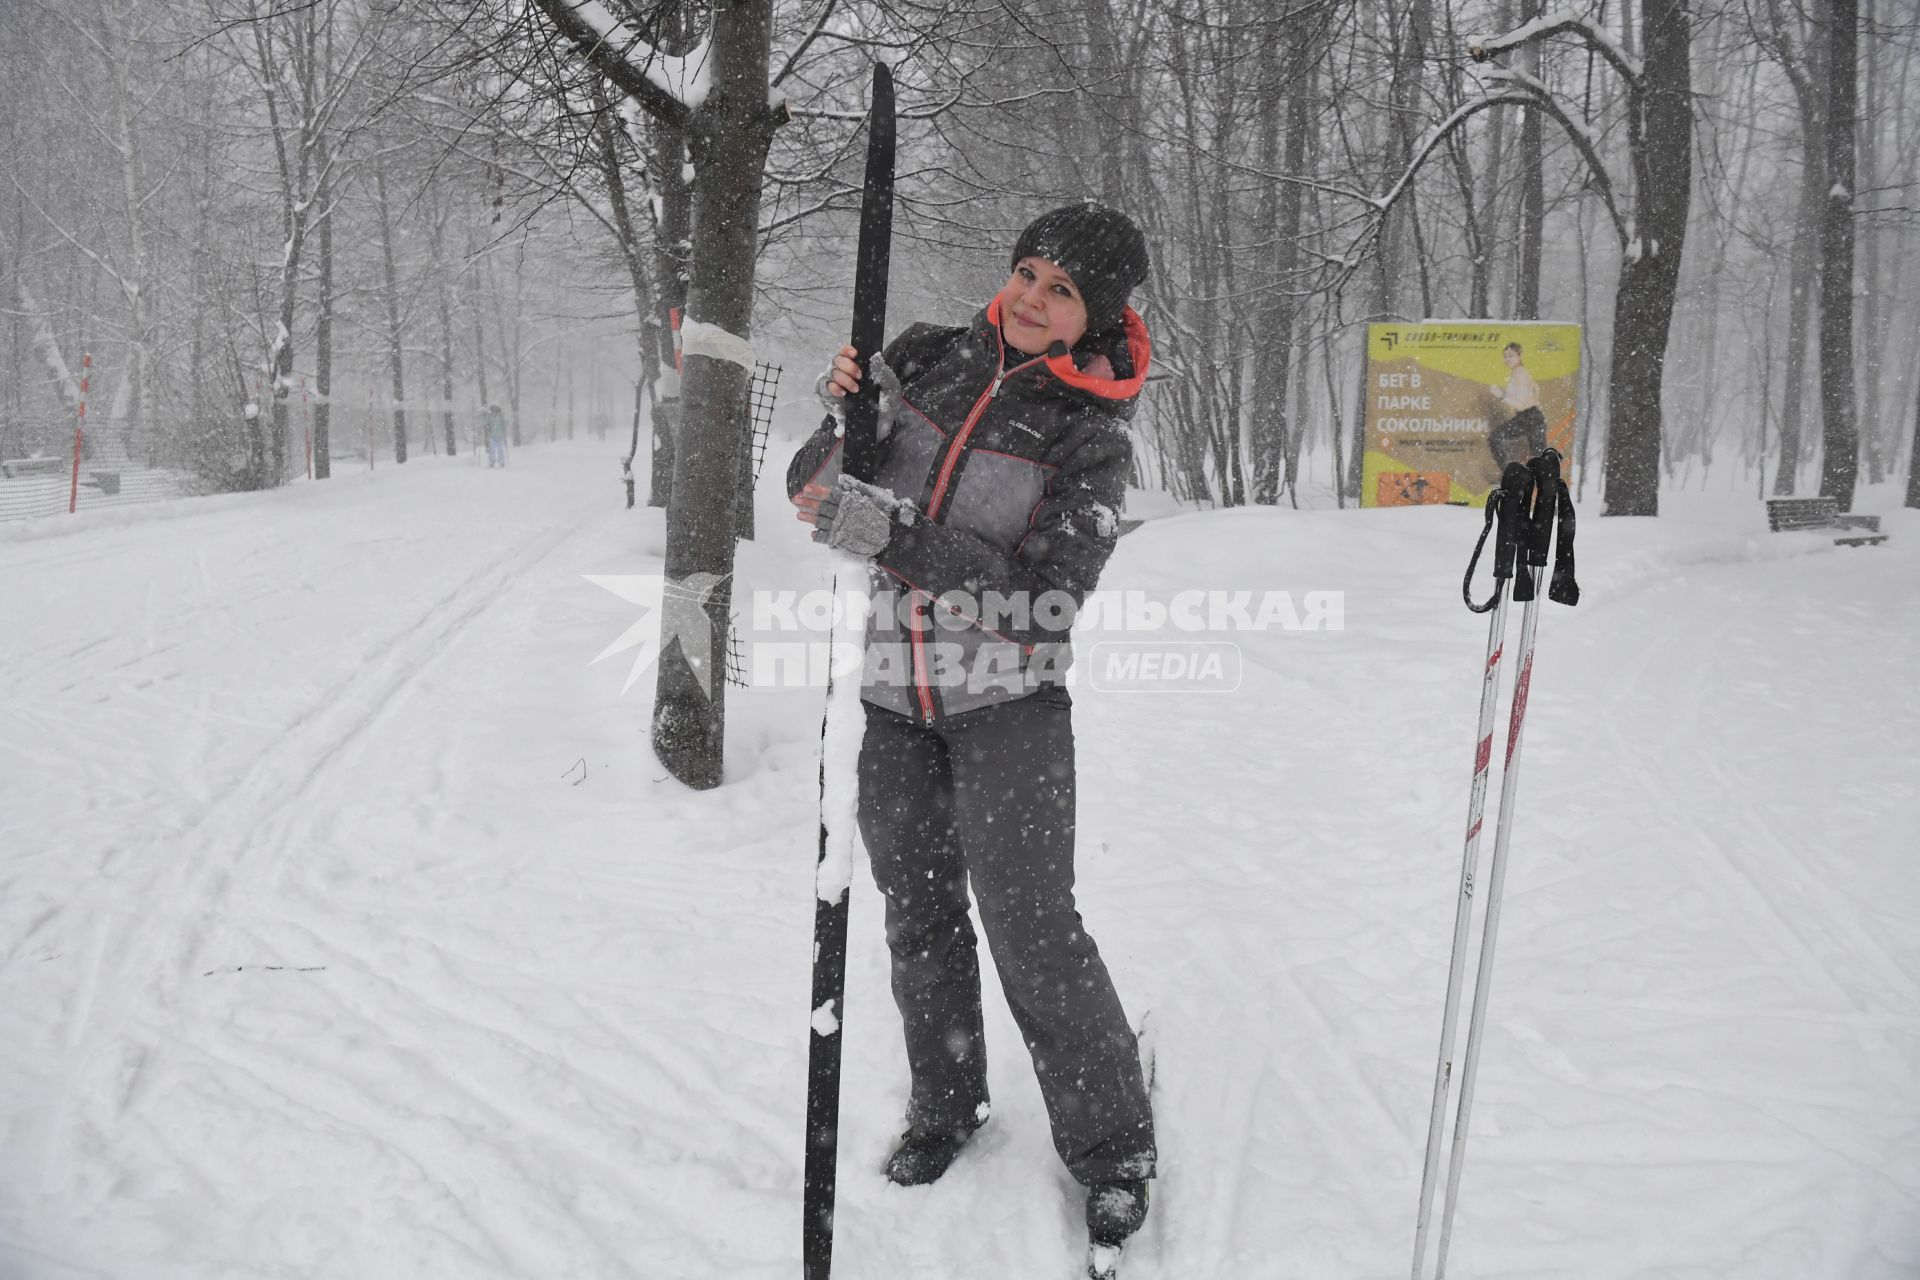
[802,61,894,1280]
[1085,1014,1158,1280]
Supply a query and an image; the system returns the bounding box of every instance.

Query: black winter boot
[1086,1178,1149,1246]
[882,1120,984,1187]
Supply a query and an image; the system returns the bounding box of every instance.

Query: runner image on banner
[1361,321,1581,508]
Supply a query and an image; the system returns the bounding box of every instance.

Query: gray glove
[812,474,916,557]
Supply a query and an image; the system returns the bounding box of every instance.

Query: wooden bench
[1,456,66,479]
[0,458,120,495]
[1766,497,1888,547]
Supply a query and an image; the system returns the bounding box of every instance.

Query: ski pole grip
[1507,462,1542,603]
[1523,452,1561,567]
[1493,462,1530,581]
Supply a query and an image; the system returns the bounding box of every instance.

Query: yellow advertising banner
[1361,321,1581,508]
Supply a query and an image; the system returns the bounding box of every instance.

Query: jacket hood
[979,298,1152,411]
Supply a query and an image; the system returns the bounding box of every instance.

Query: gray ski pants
[856,685,1157,1185]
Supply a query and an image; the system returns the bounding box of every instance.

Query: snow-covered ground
[3,440,1916,1279]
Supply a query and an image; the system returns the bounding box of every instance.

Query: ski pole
[1424,451,1579,1278]
[1410,462,1529,1279]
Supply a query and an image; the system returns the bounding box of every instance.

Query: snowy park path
[2,442,1915,1279]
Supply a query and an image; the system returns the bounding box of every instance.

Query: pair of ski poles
[1410,449,1580,1280]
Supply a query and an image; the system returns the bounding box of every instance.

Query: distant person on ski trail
[484,404,508,467]
[788,202,1157,1253]
[1488,341,1547,467]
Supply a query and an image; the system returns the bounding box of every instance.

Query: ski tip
[864,62,896,160]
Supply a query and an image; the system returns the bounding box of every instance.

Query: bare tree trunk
[1818,0,1859,510]
[375,151,409,464]
[1907,338,1920,507]
[471,249,490,448]
[316,153,336,477]
[1077,0,1136,202]
[1321,329,1346,507]
[106,10,151,450]
[1250,15,1308,505]
[1478,0,1513,317]
[1394,0,1438,317]
[1755,264,1781,495]
[1602,0,1692,517]
[1347,0,1429,502]
[587,75,669,499]
[1575,200,1600,500]
[1776,118,1822,493]
[5,204,21,459]
[648,117,692,510]
[263,0,321,488]
[1858,0,1884,485]
[1696,304,1719,480]
[271,235,304,483]
[648,1,781,790]
[1515,0,1545,320]
[429,191,457,456]
[1767,0,1826,495]
[1439,0,1491,324]
[503,262,524,446]
[1283,327,1310,506]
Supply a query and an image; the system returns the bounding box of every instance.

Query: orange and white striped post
[68,351,90,514]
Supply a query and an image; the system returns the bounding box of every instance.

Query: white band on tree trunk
[680,319,756,371]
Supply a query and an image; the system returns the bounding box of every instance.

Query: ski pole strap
[1547,472,1580,607]
[1462,496,1502,614]
[1463,464,1529,614]
[1522,450,1579,607]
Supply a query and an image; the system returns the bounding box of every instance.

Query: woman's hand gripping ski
[793,344,916,559]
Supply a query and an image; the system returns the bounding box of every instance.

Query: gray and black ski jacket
[786,298,1151,724]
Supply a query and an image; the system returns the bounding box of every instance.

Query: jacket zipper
[913,332,1043,724]
[925,348,1042,521]
[909,593,936,724]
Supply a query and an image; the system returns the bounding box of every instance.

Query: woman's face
[997,257,1089,355]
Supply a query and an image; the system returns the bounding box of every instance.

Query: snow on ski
[802,60,895,1280]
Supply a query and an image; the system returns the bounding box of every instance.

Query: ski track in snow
[2,442,1917,1279]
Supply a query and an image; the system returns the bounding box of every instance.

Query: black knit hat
[1010,202,1150,336]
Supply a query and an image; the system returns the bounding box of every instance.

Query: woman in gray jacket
[789,202,1156,1254]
